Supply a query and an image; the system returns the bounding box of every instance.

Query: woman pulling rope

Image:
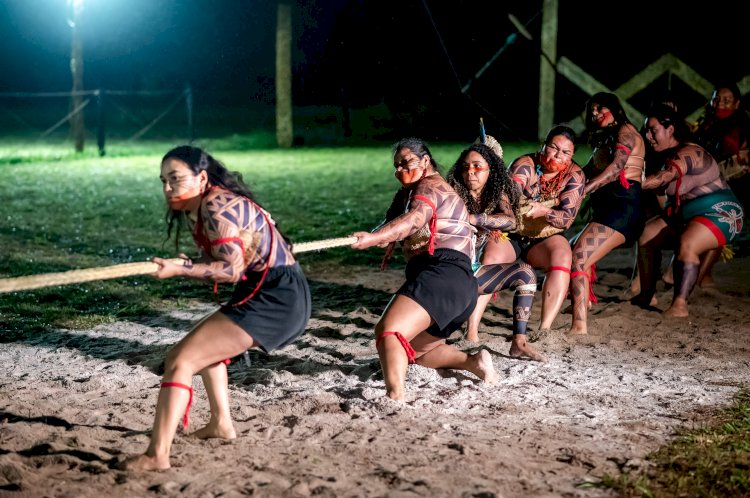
[118,145,312,471]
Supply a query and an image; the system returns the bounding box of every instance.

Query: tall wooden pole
[537,0,558,140]
[69,0,85,152]
[275,2,293,148]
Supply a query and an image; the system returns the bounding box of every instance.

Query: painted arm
[544,168,586,229]
[584,125,639,194]
[160,196,249,282]
[471,193,516,231]
[643,160,680,190]
[352,189,431,250]
[509,155,535,195]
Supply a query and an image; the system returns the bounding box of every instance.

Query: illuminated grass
[591,389,750,497]
[0,135,746,495]
[0,138,547,329]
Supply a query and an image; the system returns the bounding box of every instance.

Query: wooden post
[185,84,194,144]
[96,89,105,156]
[275,2,293,148]
[69,0,85,152]
[537,0,558,140]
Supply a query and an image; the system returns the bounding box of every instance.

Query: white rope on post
[0,236,359,294]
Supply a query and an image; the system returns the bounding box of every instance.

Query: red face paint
[166,187,202,211]
[596,110,613,126]
[540,155,568,172]
[540,142,573,172]
[395,167,424,186]
[715,108,735,119]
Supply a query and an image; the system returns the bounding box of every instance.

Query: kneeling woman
[351,138,539,401]
[637,104,744,316]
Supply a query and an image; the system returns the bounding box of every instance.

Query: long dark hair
[392,137,440,173]
[584,92,631,148]
[382,138,441,223]
[161,145,291,251]
[647,103,690,142]
[543,124,577,150]
[447,143,520,215]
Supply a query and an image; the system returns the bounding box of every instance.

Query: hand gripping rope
[0,236,358,294]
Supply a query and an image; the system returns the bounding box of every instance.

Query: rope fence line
[0,236,358,294]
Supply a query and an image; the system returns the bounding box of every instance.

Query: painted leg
[664,260,699,317]
[191,362,237,440]
[509,287,545,362]
[567,272,588,335]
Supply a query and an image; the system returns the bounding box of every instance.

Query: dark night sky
[1,0,747,141]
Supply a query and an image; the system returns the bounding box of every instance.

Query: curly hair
[447,143,520,216]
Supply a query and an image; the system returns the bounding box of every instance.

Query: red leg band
[377,331,416,364]
[161,382,193,430]
[547,266,571,273]
[571,264,598,304]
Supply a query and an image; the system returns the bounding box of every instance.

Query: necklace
[536,164,570,201]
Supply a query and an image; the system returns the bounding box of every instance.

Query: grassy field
[0,136,544,333]
[0,136,747,497]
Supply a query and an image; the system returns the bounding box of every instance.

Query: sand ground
[1,246,749,497]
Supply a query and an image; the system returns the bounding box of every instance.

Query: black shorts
[591,180,645,246]
[220,262,311,352]
[397,249,477,339]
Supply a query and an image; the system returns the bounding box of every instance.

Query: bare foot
[469,349,498,385]
[190,421,237,440]
[465,329,480,342]
[509,335,546,362]
[567,321,587,336]
[630,293,658,309]
[386,388,405,402]
[527,328,549,342]
[699,276,716,289]
[663,299,688,317]
[118,453,170,471]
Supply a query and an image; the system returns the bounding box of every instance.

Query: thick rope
[293,236,357,254]
[0,236,358,293]
[0,259,183,294]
